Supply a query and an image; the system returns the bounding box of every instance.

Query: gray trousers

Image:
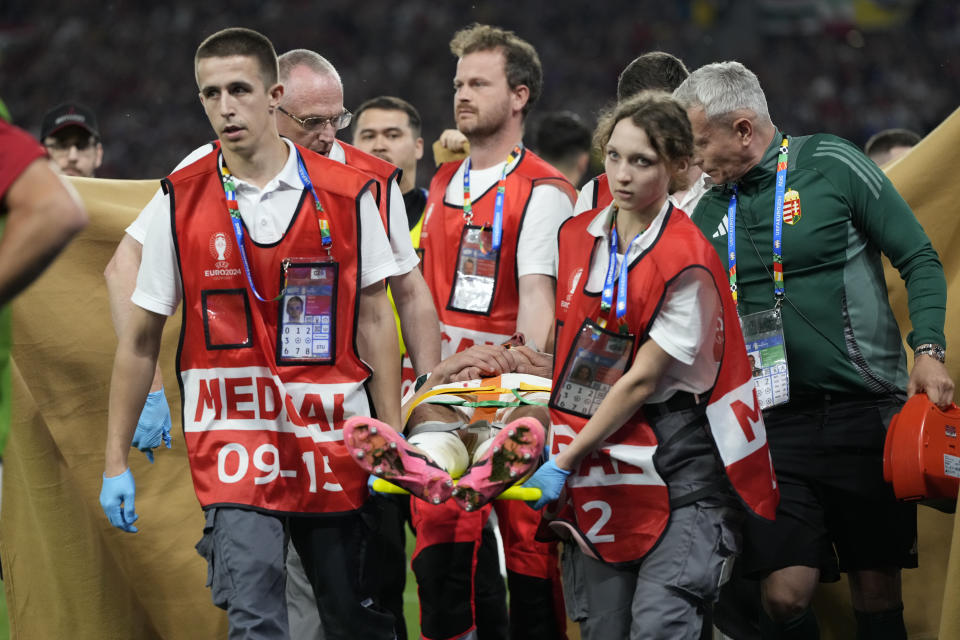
[196,506,396,640]
[286,541,324,639]
[196,508,289,640]
[562,499,742,640]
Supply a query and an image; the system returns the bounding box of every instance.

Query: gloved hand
[523,458,571,510]
[99,468,139,533]
[131,388,173,463]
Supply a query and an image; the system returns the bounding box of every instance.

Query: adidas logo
[712,214,729,238]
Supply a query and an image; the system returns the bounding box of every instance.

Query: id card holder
[551,319,634,418]
[448,225,499,314]
[276,260,338,365]
[740,307,790,409]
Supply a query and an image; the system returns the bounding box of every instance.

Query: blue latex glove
[523,459,571,510]
[131,388,173,463]
[99,468,139,533]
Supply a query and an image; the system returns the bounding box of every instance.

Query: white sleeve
[647,268,723,398]
[359,190,401,288]
[516,183,574,278]
[574,179,597,215]
[125,186,165,244]
[130,191,182,316]
[124,144,216,244]
[387,180,419,275]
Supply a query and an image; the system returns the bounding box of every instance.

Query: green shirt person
[675,61,952,640]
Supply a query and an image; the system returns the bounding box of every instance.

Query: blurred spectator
[40,102,103,178]
[532,110,591,187]
[865,127,921,165]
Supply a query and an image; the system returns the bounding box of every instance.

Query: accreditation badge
[449,225,499,314]
[276,260,338,365]
[740,308,790,409]
[553,319,634,418]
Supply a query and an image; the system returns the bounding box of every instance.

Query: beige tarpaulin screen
[0,176,227,638]
[808,107,960,640]
[1,109,959,638]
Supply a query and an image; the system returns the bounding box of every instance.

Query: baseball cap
[40,102,99,140]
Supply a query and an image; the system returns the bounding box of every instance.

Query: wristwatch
[914,343,946,363]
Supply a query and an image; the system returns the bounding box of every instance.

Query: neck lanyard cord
[600,206,644,328]
[463,145,523,251]
[220,150,331,302]
[727,136,789,310]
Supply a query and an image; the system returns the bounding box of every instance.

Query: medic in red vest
[524,92,778,638]
[169,145,380,514]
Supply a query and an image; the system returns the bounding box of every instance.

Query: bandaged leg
[406,402,473,478]
[452,416,546,512]
[407,430,470,478]
[469,399,551,466]
[398,374,551,510]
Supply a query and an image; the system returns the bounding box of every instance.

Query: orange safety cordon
[883,393,960,502]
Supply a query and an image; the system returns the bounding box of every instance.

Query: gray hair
[673,61,770,124]
[278,49,342,87]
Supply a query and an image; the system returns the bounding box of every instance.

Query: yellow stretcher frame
[371,477,541,501]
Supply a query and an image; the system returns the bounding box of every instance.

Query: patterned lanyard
[462,145,523,251]
[220,150,331,303]
[599,206,645,329]
[727,136,789,308]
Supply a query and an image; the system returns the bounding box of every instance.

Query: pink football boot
[452,417,545,512]
[343,416,454,505]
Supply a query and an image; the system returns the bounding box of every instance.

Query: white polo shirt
[581,200,722,402]
[443,153,574,278]
[330,140,419,275]
[132,138,397,316]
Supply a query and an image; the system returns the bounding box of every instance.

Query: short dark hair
[617,52,689,103]
[534,111,591,166]
[594,91,694,193]
[864,128,921,159]
[450,23,542,116]
[195,28,279,87]
[353,96,423,137]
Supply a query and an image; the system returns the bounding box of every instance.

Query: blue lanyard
[462,145,522,251]
[600,207,644,328]
[221,150,330,303]
[726,137,789,308]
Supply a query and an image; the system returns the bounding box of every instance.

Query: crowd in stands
[0,0,957,185]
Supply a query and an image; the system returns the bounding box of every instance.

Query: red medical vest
[585,173,612,211]
[549,204,779,564]
[420,149,575,356]
[166,143,377,515]
[340,140,400,237]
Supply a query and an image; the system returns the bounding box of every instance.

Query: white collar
[586,198,672,248]
[329,140,346,164]
[220,138,302,192]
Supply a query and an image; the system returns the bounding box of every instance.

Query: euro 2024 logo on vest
[205,232,242,279]
[210,231,231,269]
[560,267,583,311]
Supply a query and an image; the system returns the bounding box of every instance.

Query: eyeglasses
[44,137,98,155]
[278,106,352,132]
